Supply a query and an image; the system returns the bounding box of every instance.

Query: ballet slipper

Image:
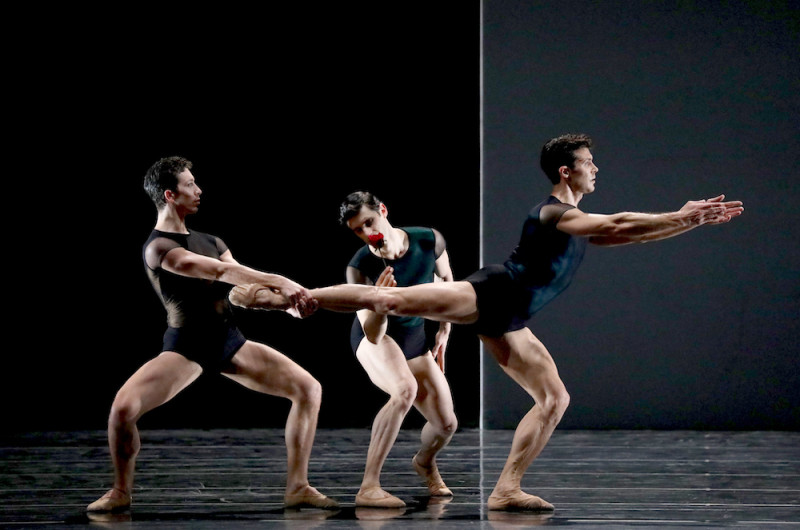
[355,487,406,508]
[412,455,453,497]
[229,284,290,311]
[284,490,340,510]
[487,491,554,511]
[86,488,131,512]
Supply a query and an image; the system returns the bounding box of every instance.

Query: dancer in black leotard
[341,192,457,508]
[87,156,337,513]
[231,134,744,512]
[464,195,588,337]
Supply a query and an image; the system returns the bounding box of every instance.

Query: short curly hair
[540,134,593,184]
[143,156,193,209]
[339,191,382,225]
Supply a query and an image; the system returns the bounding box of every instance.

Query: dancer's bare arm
[161,247,315,314]
[557,194,744,246]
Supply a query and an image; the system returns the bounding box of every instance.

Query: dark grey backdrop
[481,0,799,429]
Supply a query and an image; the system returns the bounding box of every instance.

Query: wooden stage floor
[1,429,798,528]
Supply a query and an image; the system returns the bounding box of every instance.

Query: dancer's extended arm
[557,194,743,246]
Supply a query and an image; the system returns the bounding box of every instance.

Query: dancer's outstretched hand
[679,194,744,225]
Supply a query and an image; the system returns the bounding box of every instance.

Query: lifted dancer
[88,156,336,512]
[340,192,457,508]
[231,134,744,511]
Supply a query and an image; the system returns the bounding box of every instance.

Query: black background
[6,3,480,432]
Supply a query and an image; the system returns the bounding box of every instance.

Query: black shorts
[162,323,247,370]
[350,317,430,361]
[464,264,529,337]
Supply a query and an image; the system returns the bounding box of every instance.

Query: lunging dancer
[88,156,337,512]
[231,134,744,511]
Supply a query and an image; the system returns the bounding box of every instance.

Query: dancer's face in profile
[169,169,203,215]
[564,147,598,195]
[346,204,389,246]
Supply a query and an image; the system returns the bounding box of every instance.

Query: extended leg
[231,281,481,325]
[222,341,338,509]
[481,329,570,511]
[407,353,458,497]
[87,352,202,511]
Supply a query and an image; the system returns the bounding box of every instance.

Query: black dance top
[504,196,588,317]
[143,229,234,329]
[348,226,444,329]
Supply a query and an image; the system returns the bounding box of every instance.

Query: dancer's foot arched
[229,284,290,311]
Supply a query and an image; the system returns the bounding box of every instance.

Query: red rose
[368,233,385,249]
[367,233,388,268]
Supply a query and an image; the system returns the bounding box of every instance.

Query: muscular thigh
[480,328,565,403]
[221,340,316,398]
[356,336,416,396]
[115,351,203,418]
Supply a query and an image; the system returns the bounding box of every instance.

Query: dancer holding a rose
[337,191,458,508]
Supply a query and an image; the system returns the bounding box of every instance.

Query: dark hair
[540,134,593,184]
[143,156,193,209]
[339,191,382,225]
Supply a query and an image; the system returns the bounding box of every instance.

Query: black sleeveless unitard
[465,196,588,336]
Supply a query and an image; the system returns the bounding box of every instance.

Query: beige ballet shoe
[412,455,453,497]
[355,488,406,508]
[284,490,340,510]
[229,284,290,311]
[86,488,131,512]
[488,491,554,511]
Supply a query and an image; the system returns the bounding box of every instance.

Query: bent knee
[541,389,570,424]
[392,380,418,409]
[292,375,323,407]
[108,398,141,427]
[436,414,458,436]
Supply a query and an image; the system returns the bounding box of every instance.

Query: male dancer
[231,134,744,511]
[340,192,458,508]
[87,156,337,512]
